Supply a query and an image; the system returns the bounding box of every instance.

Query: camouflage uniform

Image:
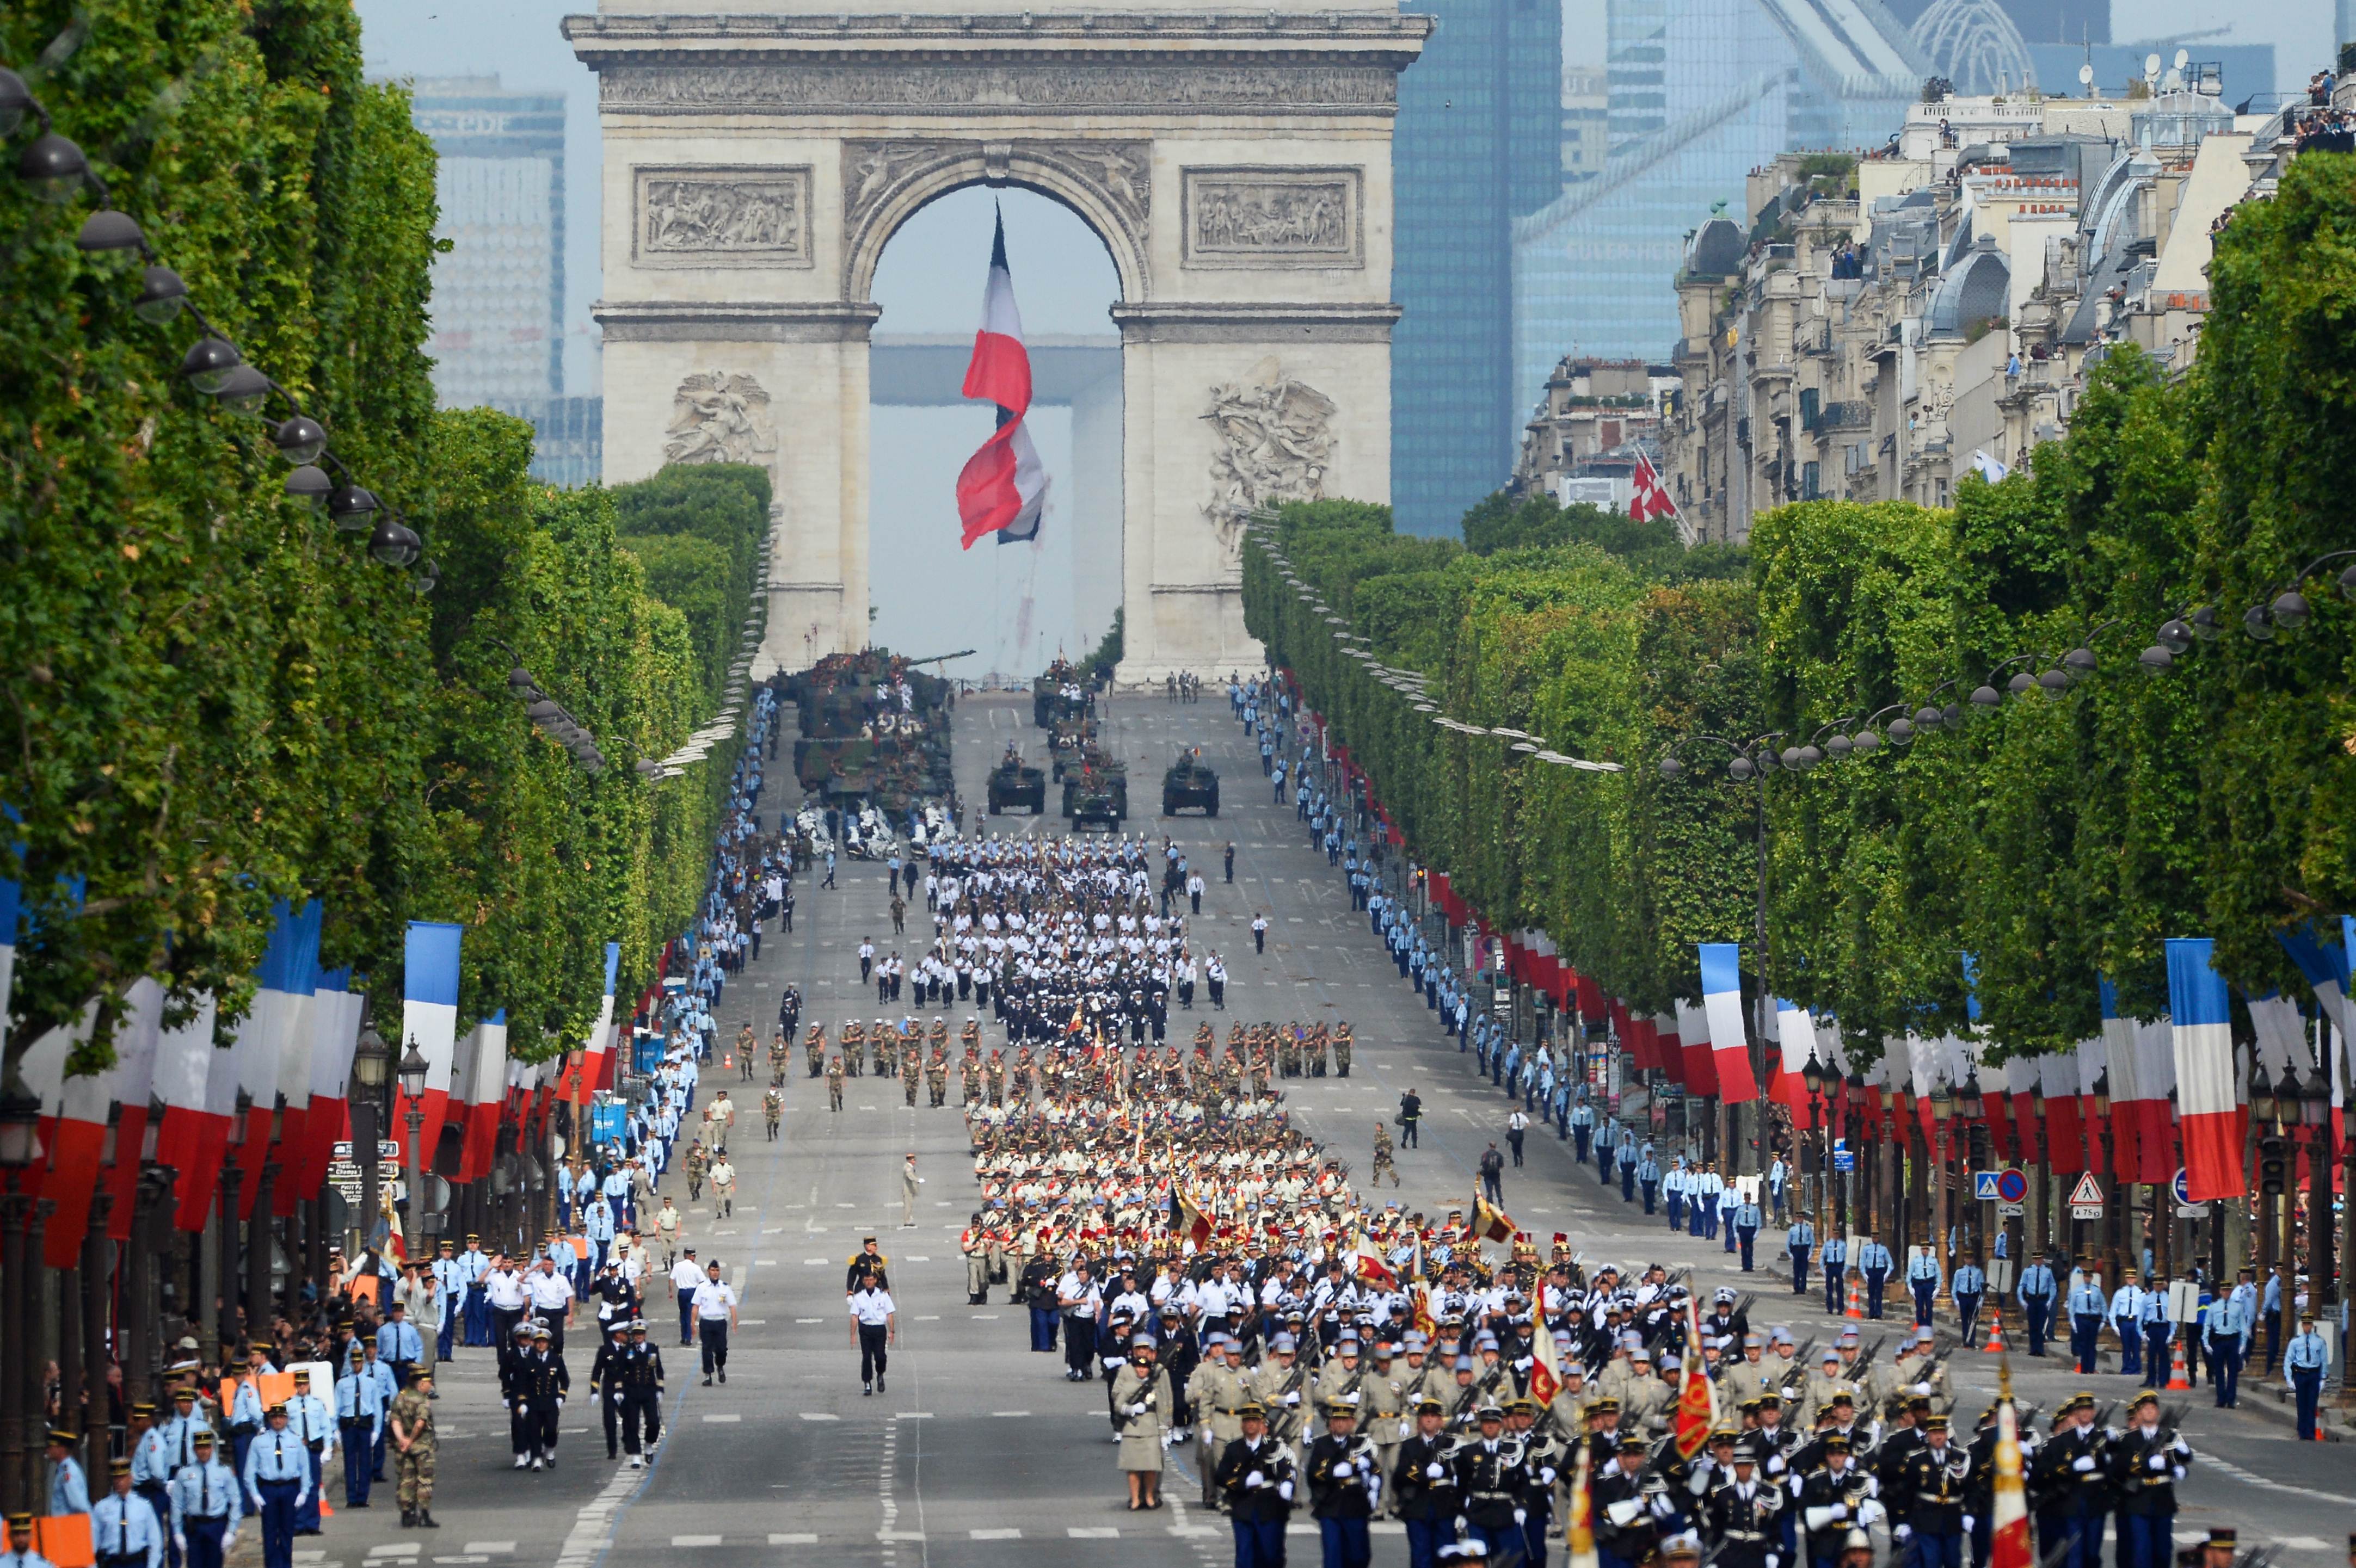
[389,1383,435,1518]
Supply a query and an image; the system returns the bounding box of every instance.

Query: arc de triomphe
[568,2,1427,683]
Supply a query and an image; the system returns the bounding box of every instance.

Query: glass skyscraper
[1392,0,1564,536]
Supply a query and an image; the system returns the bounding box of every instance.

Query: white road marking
[991,1410,1032,1417]
[801,1412,841,1421]
[702,1413,742,1423]
[769,1534,818,1545]
[462,1545,514,1556]
[1069,1527,1121,1538]
[550,1435,644,1568]
[970,1529,1023,1540]
[366,1552,421,1561]
[894,1411,934,1418]
[670,1536,722,1547]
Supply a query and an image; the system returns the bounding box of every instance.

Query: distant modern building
[1391,0,1563,535]
[512,396,604,490]
[1563,67,1611,189]
[1511,0,1921,409]
[408,77,565,410]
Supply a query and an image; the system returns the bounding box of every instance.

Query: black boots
[419,1510,440,1529]
[401,1510,416,1528]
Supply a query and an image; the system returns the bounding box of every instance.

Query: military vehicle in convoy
[1066,768,1125,831]
[1160,750,1220,817]
[1048,716,1100,780]
[1032,656,1097,728]
[986,749,1048,814]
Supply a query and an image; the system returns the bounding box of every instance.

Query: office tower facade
[1392,0,1564,535]
[409,77,566,410]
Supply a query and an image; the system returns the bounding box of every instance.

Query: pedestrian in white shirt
[692,1260,739,1385]
[669,1248,705,1347]
[523,1257,576,1354]
[850,1281,897,1394]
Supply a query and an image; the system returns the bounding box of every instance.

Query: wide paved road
[287,688,2351,1568]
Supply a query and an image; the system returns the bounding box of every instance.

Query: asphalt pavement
[266,687,2351,1568]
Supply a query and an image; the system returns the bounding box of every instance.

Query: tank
[1161,750,1221,817]
[986,752,1048,815]
[1061,755,1128,825]
[1032,657,1097,727]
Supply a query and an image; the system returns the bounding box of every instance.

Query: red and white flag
[956,213,1049,548]
[1629,450,1678,523]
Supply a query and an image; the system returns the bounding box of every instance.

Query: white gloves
[1860,1501,1887,1526]
[1284,1392,1301,1406]
[1427,1464,1448,1480]
[1895,1525,1914,1540]
[1606,1498,1645,1527]
[1129,1403,1149,1416]
[1513,1508,1528,1526]
[556,1397,565,1408]
[1540,1467,1558,1485]
[1246,1469,1266,1489]
[2147,1454,2167,1471]
[1964,1516,1976,1534]
[2072,1455,2096,1473]
[1278,1480,1294,1502]
[1334,1461,1353,1477]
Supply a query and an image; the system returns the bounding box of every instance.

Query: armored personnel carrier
[986,749,1048,815]
[1161,750,1220,817]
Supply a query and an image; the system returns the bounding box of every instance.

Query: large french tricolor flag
[106,978,166,1240]
[2279,920,2352,1146]
[2166,937,2243,1203]
[21,1002,101,1260]
[296,970,365,1202]
[456,1011,509,1184]
[396,921,465,1176]
[230,900,321,1219]
[955,213,1049,548]
[562,943,623,1104]
[1771,998,1814,1122]
[1698,943,1758,1101]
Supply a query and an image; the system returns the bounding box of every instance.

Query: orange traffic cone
[1845,1270,1866,1320]
[2164,1333,2192,1391]
[1983,1312,2007,1353]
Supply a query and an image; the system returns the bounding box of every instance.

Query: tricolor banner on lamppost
[2164,937,2243,1203]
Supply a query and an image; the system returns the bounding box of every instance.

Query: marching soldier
[962,1214,993,1305]
[1392,1399,1461,1568]
[927,1051,948,1107]
[1215,1403,1295,1566]
[902,1046,921,1107]
[805,1025,827,1078]
[591,1322,631,1460]
[1305,1393,1379,1567]
[618,1321,666,1468]
[1333,1022,1355,1078]
[1449,1405,1527,1566]
[1704,1440,1785,1568]
[827,1054,846,1112]
[2106,1392,2189,1568]
[1506,1397,1566,1568]
[762,1084,783,1141]
[1795,1433,1881,1568]
[1892,1415,1969,1568]
[1371,1123,1399,1188]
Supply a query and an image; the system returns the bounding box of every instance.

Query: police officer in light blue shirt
[1733,1195,1763,1271]
[1636,1148,1660,1214]
[1569,1098,1595,1163]
[1951,1256,1987,1344]
[2203,1278,2252,1408]
[1905,1246,1943,1327]
[334,1354,387,1510]
[92,1458,165,1568]
[46,1430,91,1516]
[1785,1214,1816,1297]
[430,1242,469,1361]
[2283,1310,2330,1439]
[1857,1238,1893,1319]
[1819,1231,1848,1313]
[281,1372,334,1536]
[168,1430,242,1568]
[2066,1269,2109,1374]
[2109,1279,2146,1379]
[379,1304,425,1390]
[2014,1257,2057,1356]
[2134,1279,2172,1389]
[241,1405,308,1568]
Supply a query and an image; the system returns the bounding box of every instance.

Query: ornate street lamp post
[397,1039,429,1257]
[350,1027,389,1256]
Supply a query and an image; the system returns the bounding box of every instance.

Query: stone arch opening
[865,186,1127,680]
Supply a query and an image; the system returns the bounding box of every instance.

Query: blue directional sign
[1831,1138,1856,1172]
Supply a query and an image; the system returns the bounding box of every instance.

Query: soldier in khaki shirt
[1620,1346,1673,1435]
[1546,1360,1594,1439]
[1796,1347,1860,1429]
[1191,1336,1251,1507]
[1358,1341,1412,1515]
[1252,1332,1310,1447]
[1720,1334,1776,1409]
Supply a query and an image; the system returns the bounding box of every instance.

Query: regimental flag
[1352,1230,1399,1292]
[1673,1298,1717,1460]
[1471,1186,1515,1244]
[1565,1443,1600,1568]
[1629,450,1678,523]
[1527,1295,1565,1408]
[1411,1280,1439,1342]
[955,212,1049,548]
[1988,1376,2031,1568]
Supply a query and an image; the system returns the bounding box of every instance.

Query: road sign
[2070,1205,2105,1220]
[2171,1167,2191,1206]
[1996,1168,2029,1205]
[1831,1138,1856,1172]
[1998,1202,2025,1218]
[1972,1171,2002,1201]
[2068,1172,2105,1207]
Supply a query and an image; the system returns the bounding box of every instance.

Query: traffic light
[2258,1137,2288,1196]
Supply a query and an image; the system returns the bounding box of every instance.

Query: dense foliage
[0,2,753,1073]
[1246,152,2355,1059]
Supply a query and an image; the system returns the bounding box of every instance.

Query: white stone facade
[568,5,1428,684]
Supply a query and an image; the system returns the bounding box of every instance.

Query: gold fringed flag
[1528,1285,1564,1408]
[1672,1298,1717,1460]
[1566,1441,1600,1568]
[1988,1366,2031,1568]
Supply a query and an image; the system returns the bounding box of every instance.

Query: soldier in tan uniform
[1253,1332,1310,1448]
[1621,1345,1673,1435]
[1192,1336,1251,1508]
[1360,1340,1412,1516]
[1721,1334,1776,1409]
